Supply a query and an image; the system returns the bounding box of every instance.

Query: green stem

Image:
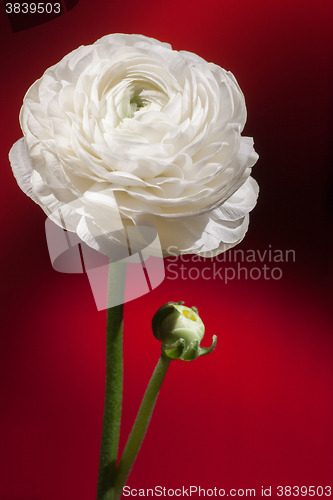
[97,262,127,500]
[114,354,172,500]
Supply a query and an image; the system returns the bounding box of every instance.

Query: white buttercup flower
[10,33,259,257]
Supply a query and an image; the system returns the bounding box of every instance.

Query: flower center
[126,80,168,116]
[129,94,146,112]
[182,310,196,321]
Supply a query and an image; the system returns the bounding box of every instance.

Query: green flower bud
[152,302,217,361]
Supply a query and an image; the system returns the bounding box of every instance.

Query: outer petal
[9,138,38,203]
[155,176,259,256]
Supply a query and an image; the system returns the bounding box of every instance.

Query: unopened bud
[152,302,217,361]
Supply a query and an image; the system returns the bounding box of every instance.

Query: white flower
[10,33,259,257]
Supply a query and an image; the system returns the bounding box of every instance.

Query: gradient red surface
[1,0,333,499]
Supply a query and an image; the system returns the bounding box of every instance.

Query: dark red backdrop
[1,0,333,498]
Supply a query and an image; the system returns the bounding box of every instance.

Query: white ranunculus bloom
[10,33,259,257]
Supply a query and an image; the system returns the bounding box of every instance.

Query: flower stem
[97,262,127,500]
[114,354,171,500]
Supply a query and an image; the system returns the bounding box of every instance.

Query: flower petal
[9,138,38,203]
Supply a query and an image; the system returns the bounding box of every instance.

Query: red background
[1,0,333,498]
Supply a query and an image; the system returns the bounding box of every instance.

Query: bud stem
[97,262,127,500]
[114,354,172,500]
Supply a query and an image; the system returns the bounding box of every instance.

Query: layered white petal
[10,33,259,257]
